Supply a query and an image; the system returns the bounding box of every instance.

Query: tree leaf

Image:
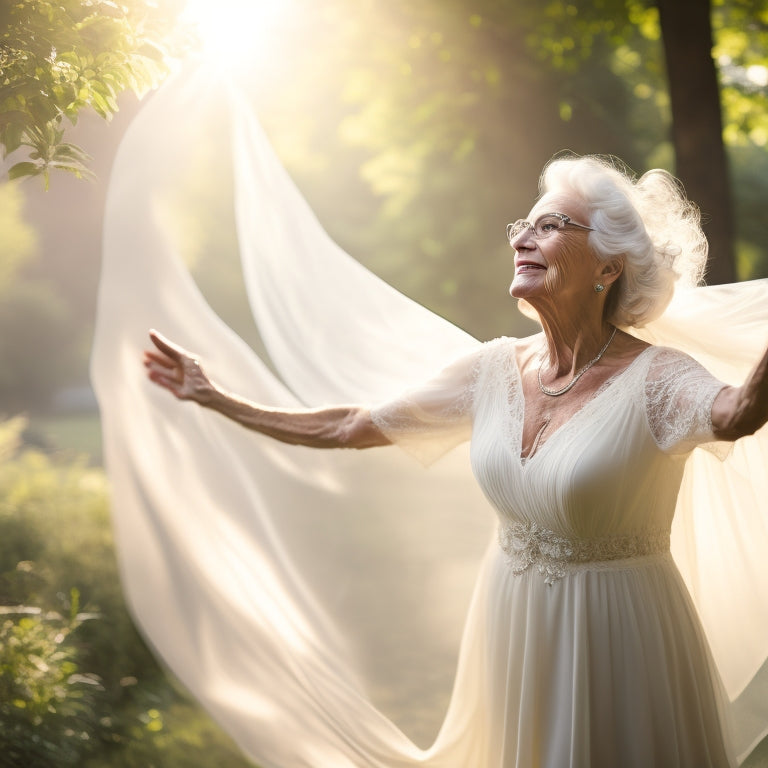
[7,161,42,180]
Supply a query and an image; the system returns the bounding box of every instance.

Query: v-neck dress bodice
[372,337,734,767]
[470,341,707,572]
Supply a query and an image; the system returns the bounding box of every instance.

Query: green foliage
[0,593,104,767]
[0,0,187,185]
[0,419,254,767]
[714,0,768,147]
[729,142,768,278]
[80,698,257,768]
[522,0,669,162]
[0,418,102,766]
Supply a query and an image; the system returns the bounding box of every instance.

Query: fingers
[144,331,184,388]
[147,369,183,397]
[144,330,210,402]
[149,329,189,361]
[146,329,197,374]
[144,354,181,381]
[143,350,177,370]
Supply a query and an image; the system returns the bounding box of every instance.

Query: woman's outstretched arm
[143,330,390,450]
[712,344,768,440]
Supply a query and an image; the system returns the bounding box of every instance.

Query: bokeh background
[2,0,768,765]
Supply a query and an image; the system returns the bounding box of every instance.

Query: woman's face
[508,193,599,304]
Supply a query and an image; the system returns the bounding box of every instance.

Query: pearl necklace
[537,326,617,397]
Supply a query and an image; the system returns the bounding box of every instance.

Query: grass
[25,412,103,465]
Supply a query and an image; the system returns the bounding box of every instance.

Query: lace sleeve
[645,347,728,455]
[369,343,485,466]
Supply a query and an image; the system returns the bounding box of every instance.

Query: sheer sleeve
[644,347,728,454]
[370,345,484,466]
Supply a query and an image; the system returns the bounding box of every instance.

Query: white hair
[540,155,708,328]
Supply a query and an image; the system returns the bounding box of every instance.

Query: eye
[535,215,564,236]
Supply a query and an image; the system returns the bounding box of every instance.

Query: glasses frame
[506,212,594,244]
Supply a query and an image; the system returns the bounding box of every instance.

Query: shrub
[0,418,254,767]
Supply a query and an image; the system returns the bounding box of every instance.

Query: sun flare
[181,0,295,71]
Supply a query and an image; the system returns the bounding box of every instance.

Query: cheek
[543,262,570,294]
[543,238,587,294]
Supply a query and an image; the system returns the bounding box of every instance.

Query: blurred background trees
[4,0,768,410]
[2,0,768,765]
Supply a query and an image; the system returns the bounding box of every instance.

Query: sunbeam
[181,0,296,71]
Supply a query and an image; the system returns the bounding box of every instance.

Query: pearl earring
[594,283,605,293]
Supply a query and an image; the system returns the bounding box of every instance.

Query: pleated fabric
[91,66,768,766]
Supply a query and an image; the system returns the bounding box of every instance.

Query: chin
[509,279,533,300]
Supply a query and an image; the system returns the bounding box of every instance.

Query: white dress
[372,339,733,766]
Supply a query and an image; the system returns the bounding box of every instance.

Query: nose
[510,225,535,251]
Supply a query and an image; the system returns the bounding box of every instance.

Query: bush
[0,592,103,767]
[0,418,254,767]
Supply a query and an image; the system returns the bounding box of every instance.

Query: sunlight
[181,0,295,71]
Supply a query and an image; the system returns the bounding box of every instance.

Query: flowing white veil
[91,66,768,765]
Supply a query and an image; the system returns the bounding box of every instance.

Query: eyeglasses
[506,212,594,244]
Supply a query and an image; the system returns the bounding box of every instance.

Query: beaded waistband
[498,520,670,585]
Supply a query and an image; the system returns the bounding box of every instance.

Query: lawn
[26,412,103,464]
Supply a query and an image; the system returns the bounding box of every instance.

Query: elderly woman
[142,155,767,767]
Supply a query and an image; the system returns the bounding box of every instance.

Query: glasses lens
[533,214,566,238]
[507,220,529,241]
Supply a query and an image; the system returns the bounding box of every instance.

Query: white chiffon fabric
[91,66,768,767]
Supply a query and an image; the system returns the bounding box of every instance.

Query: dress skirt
[434,546,734,768]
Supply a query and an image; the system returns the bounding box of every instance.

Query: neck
[534,302,613,376]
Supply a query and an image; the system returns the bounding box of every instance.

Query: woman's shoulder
[631,344,725,422]
[483,332,542,355]
[459,336,519,385]
[606,335,706,389]
[471,334,518,359]
[638,342,708,374]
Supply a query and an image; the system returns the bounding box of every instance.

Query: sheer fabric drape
[91,67,768,765]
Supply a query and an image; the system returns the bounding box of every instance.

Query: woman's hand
[712,342,768,440]
[143,330,216,405]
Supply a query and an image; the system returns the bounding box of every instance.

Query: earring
[594,283,605,293]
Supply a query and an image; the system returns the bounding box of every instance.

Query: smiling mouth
[516,263,546,272]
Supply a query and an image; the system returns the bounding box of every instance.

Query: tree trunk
[656,0,736,284]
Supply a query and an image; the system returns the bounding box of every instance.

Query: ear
[595,257,623,289]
